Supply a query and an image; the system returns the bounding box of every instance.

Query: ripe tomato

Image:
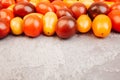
[108,10,120,32]
[0,9,14,23]
[0,19,10,39]
[10,17,23,35]
[56,16,76,39]
[92,14,112,38]
[70,2,87,19]
[56,8,74,18]
[16,0,29,3]
[29,0,50,6]
[77,15,92,33]
[0,0,15,8]
[43,12,58,36]
[63,0,78,7]
[110,2,120,11]
[106,0,120,2]
[36,2,54,15]
[23,15,43,37]
[23,13,43,20]
[13,2,35,17]
[51,1,68,12]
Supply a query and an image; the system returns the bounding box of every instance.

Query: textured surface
[0,32,120,80]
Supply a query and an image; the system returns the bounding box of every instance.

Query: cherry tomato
[0,9,14,23]
[10,17,23,35]
[110,2,120,11]
[108,10,120,32]
[56,8,74,18]
[23,13,43,20]
[92,14,112,38]
[88,2,110,20]
[43,12,58,36]
[16,0,29,3]
[29,0,50,6]
[77,15,92,33]
[36,2,54,15]
[0,19,10,39]
[51,0,68,12]
[56,16,76,39]
[23,15,43,37]
[13,2,35,17]
[1,0,15,8]
[63,0,78,7]
[70,2,87,19]
[106,0,120,2]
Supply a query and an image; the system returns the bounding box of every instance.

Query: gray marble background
[0,32,120,80]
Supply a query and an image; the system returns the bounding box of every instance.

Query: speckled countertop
[0,32,120,80]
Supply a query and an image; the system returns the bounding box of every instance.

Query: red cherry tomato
[0,19,10,39]
[108,10,120,32]
[56,8,74,18]
[0,0,15,8]
[0,9,14,23]
[13,2,35,17]
[56,16,76,39]
[51,0,68,12]
[70,2,87,19]
[36,2,55,15]
[23,15,43,37]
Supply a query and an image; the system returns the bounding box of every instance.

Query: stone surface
[0,32,120,80]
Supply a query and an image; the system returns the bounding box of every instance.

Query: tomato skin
[108,10,120,32]
[13,2,35,17]
[51,1,68,12]
[0,0,15,8]
[0,19,10,39]
[56,8,74,18]
[56,16,76,39]
[43,12,58,36]
[110,2,120,11]
[10,17,23,35]
[23,15,43,37]
[77,15,92,33]
[92,14,112,38]
[36,2,54,15]
[0,9,14,23]
[70,2,87,19]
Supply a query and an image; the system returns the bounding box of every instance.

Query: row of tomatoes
[0,0,120,39]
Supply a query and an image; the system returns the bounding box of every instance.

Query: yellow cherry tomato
[29,0,50,6]
[7,4,15,11]
[10,17,23,35]
[43,12,58,36]
[77,14,92,33]
[63,0,78,7]
[92,14,112,38]
[79,0,94,9]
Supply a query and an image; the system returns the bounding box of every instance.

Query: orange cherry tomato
[23,15,43,37]
[77,14,92,33]
[92,14,112,38]
[1,0,15,8]
[0,9,14,23]
[51,0,68,12]
[36,2,55,15]
[43,12,58,36]
[10,17,23,35]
